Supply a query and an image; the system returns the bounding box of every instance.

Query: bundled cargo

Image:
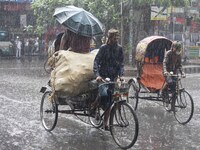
[50,49,98,97]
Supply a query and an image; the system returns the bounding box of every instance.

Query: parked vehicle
[0,30,15,57]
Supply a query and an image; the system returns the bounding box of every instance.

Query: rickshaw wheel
[89,106,103,128]
[128,81,139,110]
[174,90,194,125]
[110,101,139,149]
[40,91,58,131]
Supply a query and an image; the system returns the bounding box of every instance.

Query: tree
[31,0,190,64]
[31,0,189,35]
[31,0,80,35]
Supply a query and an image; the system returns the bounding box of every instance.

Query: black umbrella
[53,5,104,37]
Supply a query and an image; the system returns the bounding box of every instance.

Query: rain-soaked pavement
[0,56,200,150]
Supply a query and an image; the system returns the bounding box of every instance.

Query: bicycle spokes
[114,104,129,127]
[174,90,194,125]
[176,92,187,108]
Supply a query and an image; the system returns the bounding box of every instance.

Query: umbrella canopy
[53,5,104,37]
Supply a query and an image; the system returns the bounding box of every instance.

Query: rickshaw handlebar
[98,77,127,88]
[164,73,186,78]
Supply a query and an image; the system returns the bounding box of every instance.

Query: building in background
[151,1,200,44]
[0,0,35,38]
[150,0,200,58]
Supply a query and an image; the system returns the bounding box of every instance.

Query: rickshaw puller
[92,28,124,131]
[161,41,185,111]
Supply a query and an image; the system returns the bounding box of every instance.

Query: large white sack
[50,49,98,96]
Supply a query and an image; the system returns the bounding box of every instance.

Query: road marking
[0,95,30,104]
[0,67,43,70]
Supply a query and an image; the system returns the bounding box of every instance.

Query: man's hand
[164,71,169,76]
[96,76,102,81]
[119,76,124,81]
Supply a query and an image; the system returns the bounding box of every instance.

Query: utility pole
[129,0,133,65]
[120,0,124,47]
[171,0,175,40]
[171,0,174,40]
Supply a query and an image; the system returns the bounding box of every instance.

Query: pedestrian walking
[34,37,39,53]
[15,36,22,58]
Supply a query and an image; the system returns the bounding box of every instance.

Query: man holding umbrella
[59,29,91,53]
[53,5,104,53]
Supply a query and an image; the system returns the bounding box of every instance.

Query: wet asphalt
[0,56,200,150]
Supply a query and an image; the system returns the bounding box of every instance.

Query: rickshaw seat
[140,63,165,92]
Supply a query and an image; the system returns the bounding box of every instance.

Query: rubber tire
[174,90,194,125]
[89,106,103,128]
[128,82,139,110]
[110,102,139,149]
[40,91,58,131]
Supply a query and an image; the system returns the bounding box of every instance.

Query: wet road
[0,57,200,150]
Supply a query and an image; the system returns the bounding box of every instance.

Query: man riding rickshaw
[40,6,139,149]
[128,36,194,125]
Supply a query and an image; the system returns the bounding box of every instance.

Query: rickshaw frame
[40,79,139,149]
[128,36,194,125]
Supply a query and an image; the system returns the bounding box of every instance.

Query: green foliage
[31,0,189,35]
[83,0,121,32]
[132,0,189,6]
[31,0,76,35]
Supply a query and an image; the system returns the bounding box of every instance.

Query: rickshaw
[128,36,194,125]
[40,75,139,149]
[39,5,139,149]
